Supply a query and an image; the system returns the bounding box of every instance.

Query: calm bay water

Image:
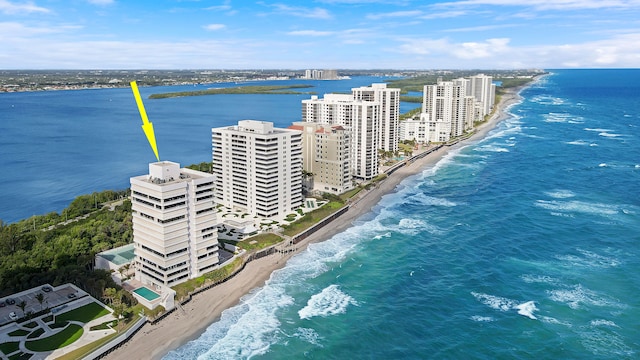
[0,76,396,223]
[160,70,639,359]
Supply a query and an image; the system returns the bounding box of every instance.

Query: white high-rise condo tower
[130,161,219,287]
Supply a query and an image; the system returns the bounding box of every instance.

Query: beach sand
[104,87,522,360]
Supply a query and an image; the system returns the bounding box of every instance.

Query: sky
[1,0,640,69]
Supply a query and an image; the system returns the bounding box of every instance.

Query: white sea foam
[544,189,575,199]
[543,112,576,123]
[541,316,572,327]
[373,232,391,240]
[470,315,494,322]
[584,128,613,133]
[472,292,539,320]
[472,292,516,311]
[531,95,567,105]
[590,319,619,328]
[534,199,622,217]
[565,140,596,146]
[292,327,323,346]
[476,145,510,153]
[580,328,634,357]
[396,218,445,236]
[555,249,621,269]
[409,193,459,207]
[520,274,560,285]
[165,284,296,360]
[515,301,538,320]
[299,285,358,320]
[547,284,625,310]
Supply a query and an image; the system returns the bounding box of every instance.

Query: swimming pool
[133,287,160,301]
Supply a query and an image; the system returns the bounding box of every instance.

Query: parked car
[67,293,76,299]
[5,298,15,305]
[0,302,5,308]
[9,311,17,320]
[42,286,52,292]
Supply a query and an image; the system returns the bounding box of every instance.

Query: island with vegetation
[148,84,316,99]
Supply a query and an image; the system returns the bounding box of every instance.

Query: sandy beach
[104,87,523,360]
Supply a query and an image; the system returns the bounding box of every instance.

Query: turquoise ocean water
[162,70,640,359]
[1,70,639,358]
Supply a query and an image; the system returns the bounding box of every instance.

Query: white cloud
[287,30,334,36]
[0,0,49,14]
[434,0,640,11]
[203,23,226,31]
[269,3,332,19]
[394,32,640,68]
[0,22,82,38]
[87,0,114,5]
[366,10,423,20]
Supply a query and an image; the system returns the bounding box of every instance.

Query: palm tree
[16,300,27,318]
[35,293,46,311]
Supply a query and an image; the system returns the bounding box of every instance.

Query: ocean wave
[543,112,579,123]
[164,285,295,360]
[520,274,561,285]
[547,284,625,310]
[544,189,576,199]
[470,315,494,322]
[476,145,510,153]
[530,95,568,105]
[291,327,323,346]
[590,319,619,328]
[396,218,445,236]
[580,328,635,358]
[471,292,538,319]
[514,301,538,320]
[555,248,621,269]
[534,199,624,217]
[298,285,358,320]
[407,192,459,207]
[565,139,597,146]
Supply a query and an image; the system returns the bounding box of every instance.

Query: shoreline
[104,86,524,360]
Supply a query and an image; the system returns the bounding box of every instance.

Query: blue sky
[1,0,639,69]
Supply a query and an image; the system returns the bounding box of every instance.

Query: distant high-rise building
[422,80,467,141]
[212,120,303,218]
[289,122,352,194]
[303,69,339,80]
[469,74,495,116]
[130,161,219,287]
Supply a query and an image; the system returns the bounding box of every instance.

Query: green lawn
[0,341,20,355]
[7,329,29,337]
[24,324,83,352]
[54,302,109,324]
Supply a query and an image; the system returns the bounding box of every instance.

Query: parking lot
[0,284,84,326]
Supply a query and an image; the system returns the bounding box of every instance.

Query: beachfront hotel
[130,161,219,287]
[211,120,303,219]
[302,93,380,180]
[289,122,352,195]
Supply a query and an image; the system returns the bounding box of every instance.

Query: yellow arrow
[130,81,160,162]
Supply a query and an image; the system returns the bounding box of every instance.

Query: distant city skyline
[1,0,639,69]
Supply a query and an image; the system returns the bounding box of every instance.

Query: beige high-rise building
[302,94,379,180]
[212,120,303,219]
[289,122,352,194]
[130,161,219,287]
